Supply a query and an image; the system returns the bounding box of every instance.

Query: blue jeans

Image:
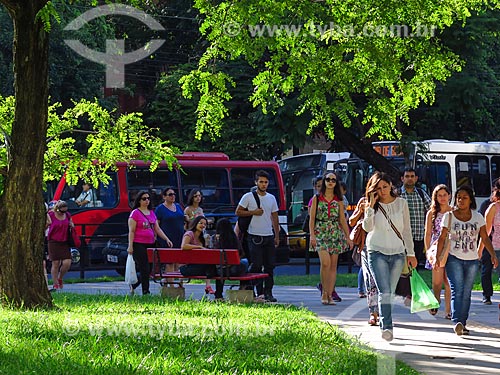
[357,268,365,294]
[247,234,276,296]
[368,251,405,330]
[445,254,479,325]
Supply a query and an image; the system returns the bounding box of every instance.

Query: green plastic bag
[410,269,440,313]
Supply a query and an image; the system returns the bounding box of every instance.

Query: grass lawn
[0,293,418,375]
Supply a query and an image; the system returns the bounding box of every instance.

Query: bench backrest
[146,248,241,265]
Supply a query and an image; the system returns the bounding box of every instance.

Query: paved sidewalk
[61,282,500,375]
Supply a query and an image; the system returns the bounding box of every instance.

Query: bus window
[58,172,118,209]
[417,162,450,195]
[491,156,500,183]
[455,155,490,196]
[127,168,173,208]
[181,167,230,208]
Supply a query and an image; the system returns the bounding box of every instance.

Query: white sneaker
[382,329,393,342]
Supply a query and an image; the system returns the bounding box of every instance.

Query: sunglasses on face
[166,193,176,197]
[140,197,150,201]
[325,177,337,183]
[193,194,202,198]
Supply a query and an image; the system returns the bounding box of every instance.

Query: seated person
[76,183,95,207]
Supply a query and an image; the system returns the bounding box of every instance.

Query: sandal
[205,286,215,294]
[368,313,378,326]
[445,313,452,320]
[321,292,329,305]
[429,308,438,316]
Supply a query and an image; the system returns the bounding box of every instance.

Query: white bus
[410,139,500,206]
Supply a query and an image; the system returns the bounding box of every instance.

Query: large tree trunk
[0,0,52,308]
[334,124,402,183]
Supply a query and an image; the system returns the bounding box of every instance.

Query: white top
[362,197,415,256]
[441,210,485,260]
[76,189,95,207]
[238,191,278,236]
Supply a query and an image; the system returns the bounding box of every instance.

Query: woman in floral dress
[309,171,353,305]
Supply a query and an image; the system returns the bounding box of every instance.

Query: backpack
[237,191,260,234]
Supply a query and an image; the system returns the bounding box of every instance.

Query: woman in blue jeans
[436,186,498,336]
[362,172,417,342]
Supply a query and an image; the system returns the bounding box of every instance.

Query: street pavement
[61,281,500,375]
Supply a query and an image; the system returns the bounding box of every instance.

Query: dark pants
[481,249,500,298]
[414,239,425,266]
[131,242,153,294]
[247,234,276,296]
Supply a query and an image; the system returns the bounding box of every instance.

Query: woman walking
[156,187,184,248]
[46,200,74,291]
[349,196,379,325]
[437,186,498,335]
[424,184,452,318]
[362,172,417,341]
[128,191,173,295]
[309,171,352,305]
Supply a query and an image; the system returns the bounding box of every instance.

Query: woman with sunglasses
[46,200,75,291]
[156,188,184,249]
[128,190,173,295]
[309,172,353,305]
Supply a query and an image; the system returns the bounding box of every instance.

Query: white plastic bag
[125,254,138,285]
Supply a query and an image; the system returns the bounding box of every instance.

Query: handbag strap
[378,204,406,250]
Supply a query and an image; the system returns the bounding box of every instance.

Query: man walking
[236,170,280,302]
[400,168,431,266]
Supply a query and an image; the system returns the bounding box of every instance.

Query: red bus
[49,152,289,271]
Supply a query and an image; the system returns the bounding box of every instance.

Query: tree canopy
[181,0,498,143]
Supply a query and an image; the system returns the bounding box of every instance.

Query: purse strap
[378,204,406,250]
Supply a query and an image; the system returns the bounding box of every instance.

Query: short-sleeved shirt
[47,211,71,242]
[129,209,156,244]
[442,210,485,260]
[183,231,202,247]
[76,189,95,207]
[155,203,185,248]
[238,191,278,236]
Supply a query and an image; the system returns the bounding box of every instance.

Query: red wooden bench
[146,248,268,287]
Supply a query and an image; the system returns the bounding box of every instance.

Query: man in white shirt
[76,183,95,207]
[236,170,280,302]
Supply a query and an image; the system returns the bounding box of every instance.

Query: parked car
[102,237,128,276]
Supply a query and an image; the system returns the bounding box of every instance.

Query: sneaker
[454,322,464,336]
[58,278,63,289]
[331,291,342,302]
[265,295,277,303]
[254,294,266,303]
[316,283,323,294]
[482,297,492,305]
[358,292,367,298]
[462,327,470,335]
[381,329,393,342]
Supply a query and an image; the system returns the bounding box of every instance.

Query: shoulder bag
[426,212,452,267]
[378,204,411,277]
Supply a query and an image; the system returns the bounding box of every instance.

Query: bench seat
[146,248,268,286]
